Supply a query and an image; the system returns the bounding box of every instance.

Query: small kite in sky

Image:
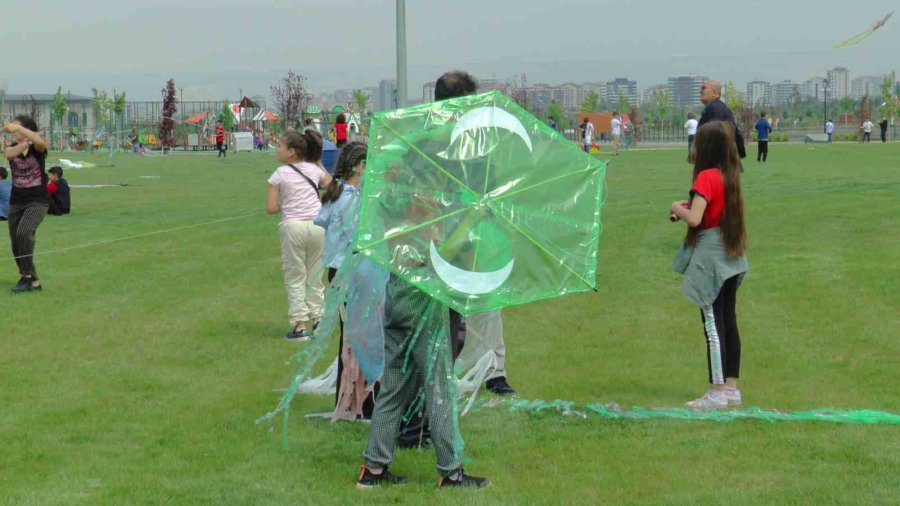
[836,11,893,48]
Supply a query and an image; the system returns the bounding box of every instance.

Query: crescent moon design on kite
[440,106,534,160]
[836,11,893,48]
[429,241,515,295]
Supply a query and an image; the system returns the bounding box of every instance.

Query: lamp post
[396,0,407,108]
[823,79,829,134]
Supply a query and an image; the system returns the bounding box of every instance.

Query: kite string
[1,211,266,262]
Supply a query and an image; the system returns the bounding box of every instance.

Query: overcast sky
[3,0,897,101]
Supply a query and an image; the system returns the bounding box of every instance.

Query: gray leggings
[8,201,49,277]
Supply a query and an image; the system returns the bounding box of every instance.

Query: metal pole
[396,0,408,108]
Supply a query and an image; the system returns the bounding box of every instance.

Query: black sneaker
[284,327,310,342]
[11,277,41,293]
[356,465,408,490]
[485,376,517,396]
[438,470,491,489]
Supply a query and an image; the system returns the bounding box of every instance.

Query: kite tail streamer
[468,398,900,425]
[255,258,356,447]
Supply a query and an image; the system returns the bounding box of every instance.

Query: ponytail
[281,128,324,163]
[322,141,367,204]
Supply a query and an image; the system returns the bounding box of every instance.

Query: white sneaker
[724,388,742,406]
[685,390,728,411]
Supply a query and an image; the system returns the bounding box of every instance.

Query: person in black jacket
[47,166,71,215]
[698,80,747,160]
[879,118,889,143]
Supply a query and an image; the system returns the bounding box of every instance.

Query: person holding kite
[670,121,748,411]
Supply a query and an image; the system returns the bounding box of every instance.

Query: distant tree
[51,86,67,143]
[839,96,855,116]
[112,91,127,136]
[724,81,745,113]
[580,90,600,113]
[546,100,566,128]
[503,74,528,108]
[219,100,236,131]
[91,87,110,130]
[270,69,310,127]
[880,73,896,121]
[651,87,672,127]
[353,89,370,112]
[159,78,177,150]
[617,92,630,114]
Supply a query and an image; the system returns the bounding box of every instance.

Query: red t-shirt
[335,122,348,141]
[690,168,725,230]
[215,126,225,142]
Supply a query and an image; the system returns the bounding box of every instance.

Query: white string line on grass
[3,212,266,262]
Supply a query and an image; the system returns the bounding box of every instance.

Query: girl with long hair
[670,121,749,410]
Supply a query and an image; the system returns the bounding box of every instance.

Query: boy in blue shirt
[755,112,772,163]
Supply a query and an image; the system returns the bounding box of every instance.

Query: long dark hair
[322,142,367,203]
[281,129,323,163]
[687,121,746,257]
[335,113,346,124]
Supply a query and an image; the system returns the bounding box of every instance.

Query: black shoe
[438,470,491,489]
[11,277,41,293]
[284,327,310,342]
[485,376,517,396]
[356,465,408,489]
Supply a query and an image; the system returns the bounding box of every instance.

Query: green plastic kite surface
[357,91,606,315]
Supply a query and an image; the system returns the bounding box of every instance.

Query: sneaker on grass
[685,390,728,411]
[356,465,408,490]
[438,469,491,489]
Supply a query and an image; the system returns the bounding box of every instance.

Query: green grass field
[2,143,898,505]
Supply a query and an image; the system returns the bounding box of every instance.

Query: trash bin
[322,139,339,174]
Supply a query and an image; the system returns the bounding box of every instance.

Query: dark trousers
[364,276,461,473]
[216,141,226,157]
[862,132,871,143]
[328,267,376,418]
[700,276,741,384]
[757,140,769,162]
[881,129,888,143]
[7,201,49,278]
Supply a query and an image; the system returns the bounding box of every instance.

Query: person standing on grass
[4,116,51,293]
[129,128,142,156]
[861,119,873,143]
[669,121,748,411]
[0,167,11,221]
[755,112,772,163]
[879,118,889,143]
[684,112,699,161]
[357,70,489,491]
[267,129,332,341]
[215,122,227,157]
[825,119,835,143]
[610,112,622,156]
[697,80,746,160]
[315,141,378,420]
[580,117,594,153]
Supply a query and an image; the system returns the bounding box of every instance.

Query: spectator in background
[129,128,142,156]
[755,112,772,163]
[879,117,889,143]
[547,116,558,131]
[334,113,349,148]
[0,167,10,221]
[610,112,622,156]
[825,119,835,143]
[579,117,594,153]
[47,166,71,216]
[215,122,227,157]
[684,112,699,161]
[861,119,874,143]
[697,80,746,160]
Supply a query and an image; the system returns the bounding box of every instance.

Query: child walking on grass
[669,121,749,410]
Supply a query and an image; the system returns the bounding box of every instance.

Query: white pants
[279,220,325,327]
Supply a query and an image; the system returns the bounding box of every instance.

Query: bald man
[697,80,747,159]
